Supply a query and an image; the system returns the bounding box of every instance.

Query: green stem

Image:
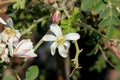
[33,39,43,51]
[79,20,106,39]
[74,41,82,60]
[33,30,50,51]
[70,41,82,77]
[16,74,21,80]
[21,17,47,35]
[63,8,70,18]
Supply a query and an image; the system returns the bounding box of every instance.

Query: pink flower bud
[44,0,54,4]
[52,10,61,23]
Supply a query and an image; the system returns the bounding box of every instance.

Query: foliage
[81,0,120,39]
[1,0,120,80]
[60,7,81,34]
[3,75,16,80]
[26,66,39,80]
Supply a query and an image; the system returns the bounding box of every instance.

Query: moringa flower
[0,17,21,56]
[0,17,21,43]
[42,24,80,58]
[14,39,37,58]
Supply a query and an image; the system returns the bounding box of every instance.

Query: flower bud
[52,10,61,23]
[44,0,54,4]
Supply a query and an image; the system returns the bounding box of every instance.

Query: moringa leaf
[81,0,96,10]
[26,66,39,80]
[107,25,120,39]
[81,0,107,13]
[3,76,16,80]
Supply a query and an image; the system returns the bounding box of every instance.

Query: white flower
[14,39,37,58]
[42,24,80,58]
[0,17,21,56]
[0,43,9,63]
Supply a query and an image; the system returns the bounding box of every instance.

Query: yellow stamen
[57,36,64,44]
[5,27,16,37]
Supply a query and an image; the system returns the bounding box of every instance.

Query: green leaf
[13,0,26,9]
[99,16,111,27]
[107,25,120,39]
[99,6,120,40]
[81,0,96,10]
[61,20,68,25]
[112,16,120,26]
[92,0,107,13]
[109,0,120,6]
[3,76,16,80]
[100,7,119,19]
[112,8,119,17]
[100,7,110,19]
[81,0,107,13]
[26,66,39,80]
[60,7,80,34]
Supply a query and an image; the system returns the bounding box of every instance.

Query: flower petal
[14,39,37,58]
[13,30,21,46]
[0,17,7,25]
[15,49,37,58]
[15,39,33,54]
[63,41,70,52]
[50,42,58,56]
[50,24,62,36]
[8,38,14,56]
[42,35,57,41]
[58,45,68,58]
[65,33,80,40]
[25,49,37,58]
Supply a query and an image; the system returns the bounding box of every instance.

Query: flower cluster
[0,17,37,63]
[42,24,80,58]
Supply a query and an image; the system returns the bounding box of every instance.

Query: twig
[99,45,116,68]
[33,30,50,51]
[70,41,83,77]
[21,16,48,35]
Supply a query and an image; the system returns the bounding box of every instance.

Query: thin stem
[63,8,70,18]
[21,17,47,35]
[79,20,106,39]
[33,30,50,51]
[99,45,116,68]
[70,41,82,77]
[74,41,82,60]
[16,74,21,80]
[33,39,43,51]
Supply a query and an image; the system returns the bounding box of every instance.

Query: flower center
[57,36,65,44]
[5,28,16,37]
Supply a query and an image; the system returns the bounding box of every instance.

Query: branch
[70,41,82,77]
[21,16,48,35]
[99,45,116,68]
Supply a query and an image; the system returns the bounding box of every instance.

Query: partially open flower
[42,24,80,58]
[14,39,37,58]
